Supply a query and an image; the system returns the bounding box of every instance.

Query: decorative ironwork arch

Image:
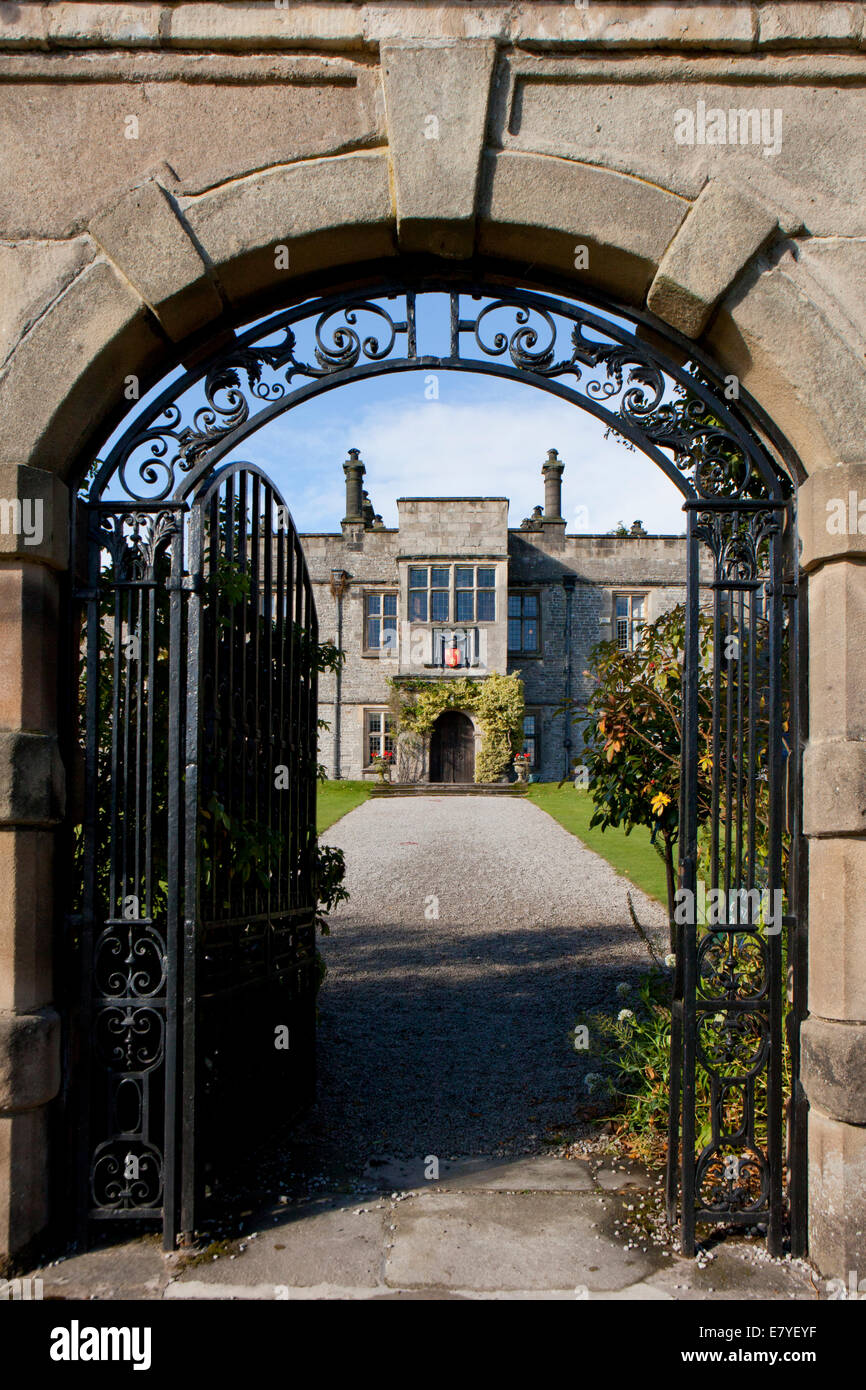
[84,280,790,509]
[69,274,803,1259]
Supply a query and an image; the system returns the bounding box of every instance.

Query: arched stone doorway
[63,269,799,1258]
[429,711,476,784]
[2,11,866,1277]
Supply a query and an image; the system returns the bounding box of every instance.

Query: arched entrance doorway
[66,267,802,1259]
[429,711,475,783]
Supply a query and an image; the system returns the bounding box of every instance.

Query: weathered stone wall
[0,1,865,1275]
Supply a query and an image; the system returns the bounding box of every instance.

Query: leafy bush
[389,671,524,783]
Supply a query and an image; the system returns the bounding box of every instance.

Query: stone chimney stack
[542,448,565,529]
[342,447,365,524]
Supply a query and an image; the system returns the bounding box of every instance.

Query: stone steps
[369,781,529,797]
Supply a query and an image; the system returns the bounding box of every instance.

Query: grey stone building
[304,448,691,782]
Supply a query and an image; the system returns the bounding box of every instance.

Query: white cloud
[243,377,687,536]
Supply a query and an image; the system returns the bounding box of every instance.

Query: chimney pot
[541,448,565,524]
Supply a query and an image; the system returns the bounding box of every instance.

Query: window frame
[364,708,396,768]
[362,589,399,657]
[507,589,542,655]
[521,710,540,770]
[613,591,646,652]
[407,565,498,626]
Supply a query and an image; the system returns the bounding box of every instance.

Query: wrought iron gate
[67,270,803,1256]
[665,499,799,1256]
[71,460,318,1245]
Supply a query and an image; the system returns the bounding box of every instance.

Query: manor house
[303,449,690,782]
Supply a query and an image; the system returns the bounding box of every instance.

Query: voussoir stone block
[709,252,866,472]
[808,1106,866,1276]
[380,41,497,258]
[0,464,69,570]
[478,150,688,302]
[91,180,223,342]
[181,152,395,308]
[0,732,64,827]
[803,738,866,838]
[647,179,778,338]
[0,1008,60,1114]
[0,257,164,476]
[0,238,95,371]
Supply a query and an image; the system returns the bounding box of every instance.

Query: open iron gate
[71,460,318,1246]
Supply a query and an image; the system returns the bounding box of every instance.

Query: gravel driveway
[296,794,669,1169]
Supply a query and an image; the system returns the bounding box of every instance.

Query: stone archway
[1,7,865,1276]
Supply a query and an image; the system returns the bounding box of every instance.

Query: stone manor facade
[306,449,690,782]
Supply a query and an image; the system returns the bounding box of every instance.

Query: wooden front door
[429,711,475,783]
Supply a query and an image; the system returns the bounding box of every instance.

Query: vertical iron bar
[180,502,204,1237]
[163,513,185,1250]
[680,513,701,1257]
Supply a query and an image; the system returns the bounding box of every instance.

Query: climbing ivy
[387,671,525,783]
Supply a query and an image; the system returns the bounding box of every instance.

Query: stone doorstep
[28,1179,819,1300]
[369,782,529,796]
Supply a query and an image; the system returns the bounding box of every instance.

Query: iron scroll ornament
[85,284,788,510]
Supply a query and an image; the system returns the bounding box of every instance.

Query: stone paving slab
[173,1200,385,1290]
[363,1154,596,1192]
[27,1176,821,1301]
[384,1190,660,1293]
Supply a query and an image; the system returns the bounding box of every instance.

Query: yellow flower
[651,790,671,817]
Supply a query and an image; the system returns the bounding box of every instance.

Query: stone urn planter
[513,756,529,784]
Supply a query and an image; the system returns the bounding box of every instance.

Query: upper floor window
[456,567,496,622]
[364,591,398,654]
[508,591,540,654]
[408,566,496,622]
[615,593,645,651]
[409,566,450,623]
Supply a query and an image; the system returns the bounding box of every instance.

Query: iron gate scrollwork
[72,459,318,1245]
[70,271,802,1255]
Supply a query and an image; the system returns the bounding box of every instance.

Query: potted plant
[513,750,530,783]
[372,749,394,783]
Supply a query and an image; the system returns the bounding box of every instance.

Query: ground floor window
[365,709,396,766]
[522,712,539,769]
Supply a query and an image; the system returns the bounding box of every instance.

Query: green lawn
[527,783,669,907]
[316,779,372,833]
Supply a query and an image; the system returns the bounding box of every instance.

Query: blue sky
[228,370,687,536]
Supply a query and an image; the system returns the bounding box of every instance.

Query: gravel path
[294,795,669,1170]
